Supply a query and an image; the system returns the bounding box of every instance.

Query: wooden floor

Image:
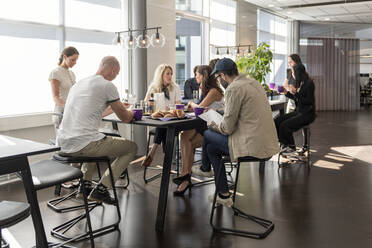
[2,109,372,248]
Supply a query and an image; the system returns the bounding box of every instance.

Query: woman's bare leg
[177,131,203,191]
[141,143,159,166]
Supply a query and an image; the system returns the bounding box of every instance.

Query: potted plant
[235,42,273,93]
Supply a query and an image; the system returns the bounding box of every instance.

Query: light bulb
[150,31,166,47]
[124,32,136,50]
[112,33,121,45]
[136,33,150,48]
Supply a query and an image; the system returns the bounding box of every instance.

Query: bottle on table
[147,93,155,114]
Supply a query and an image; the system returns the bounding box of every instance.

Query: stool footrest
[211,206,274,239]
[47,191,100,213]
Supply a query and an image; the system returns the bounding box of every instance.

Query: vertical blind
[306,38,360,111]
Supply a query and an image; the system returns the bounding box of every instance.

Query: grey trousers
[66,136,137,189]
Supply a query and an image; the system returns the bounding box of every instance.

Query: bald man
[57,56,137,204]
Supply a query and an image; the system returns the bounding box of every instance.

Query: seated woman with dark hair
[173,65,224,196]
[275,61,316,155]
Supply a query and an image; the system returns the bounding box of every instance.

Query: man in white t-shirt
[57,56,137,204]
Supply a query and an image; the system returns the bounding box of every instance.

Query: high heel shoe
[173,179,192,196]
[172,173,191,185]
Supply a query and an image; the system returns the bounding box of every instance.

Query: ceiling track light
[212,44,253,57]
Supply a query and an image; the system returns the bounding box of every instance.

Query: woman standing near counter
[48,46,79,129]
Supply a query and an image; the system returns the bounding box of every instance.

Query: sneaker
[88,183,116,205]
[281,146,296,156]
[76,181,94,200]
[208,193,233,208]
[191,165,214,177]
[61,181,77,189]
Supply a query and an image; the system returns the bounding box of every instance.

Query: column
[132,0,147,155]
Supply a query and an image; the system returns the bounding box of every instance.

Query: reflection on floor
[2,109,372,248]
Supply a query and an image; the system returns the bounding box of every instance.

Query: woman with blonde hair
[142,64,182,167]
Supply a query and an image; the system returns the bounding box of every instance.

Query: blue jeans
[202,130,229,193]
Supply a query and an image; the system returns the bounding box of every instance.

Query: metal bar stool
[0,201,30,248]
[278,125,311,168]
[210,155,274,239]
[51,154,121,242]
[27,159,94,247]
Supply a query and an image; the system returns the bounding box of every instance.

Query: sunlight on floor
[331,145,372,164]
[324,154,353,162]
[313,159,344,170]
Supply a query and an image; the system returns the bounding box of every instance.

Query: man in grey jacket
[202,58,279,206]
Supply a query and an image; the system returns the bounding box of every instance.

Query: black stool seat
[53,154,110,163]
[30,160,83,191]
[238,156,271,162]
[27,160,95,247]
[0,201,30,228]
[98,128,121,137]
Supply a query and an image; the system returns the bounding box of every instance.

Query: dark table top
[0,135,60,162]
[104,99,286,128]
[104,114,203,128]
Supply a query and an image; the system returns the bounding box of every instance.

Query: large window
[65,0,121,32]
[209,0,236,59]
[0,0,122,117]
[257,10,287,85]
[176,0,203,15]
[0,36,59,116]
[0,0,59,25]
[176,17,202,89]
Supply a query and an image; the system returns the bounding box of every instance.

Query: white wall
[147,0,176,84]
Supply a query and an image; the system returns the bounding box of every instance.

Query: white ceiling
[244,0,372,24]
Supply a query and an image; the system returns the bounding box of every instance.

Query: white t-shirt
[57,75,120,153]
[48,67,76,113]
[145,82,182,106]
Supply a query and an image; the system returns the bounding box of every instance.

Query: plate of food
[149,109,187,121]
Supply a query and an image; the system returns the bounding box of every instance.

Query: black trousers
[154,128,167,153]
[274,111,315,147]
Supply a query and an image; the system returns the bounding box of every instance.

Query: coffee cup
[176,104,184,110]
[277,85,284,93]
[269,82,275,90]
[133,108,143,121]
[193,107,205,118]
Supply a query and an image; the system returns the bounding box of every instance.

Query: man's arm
[218,87,241,136]
[110,100,134,123]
